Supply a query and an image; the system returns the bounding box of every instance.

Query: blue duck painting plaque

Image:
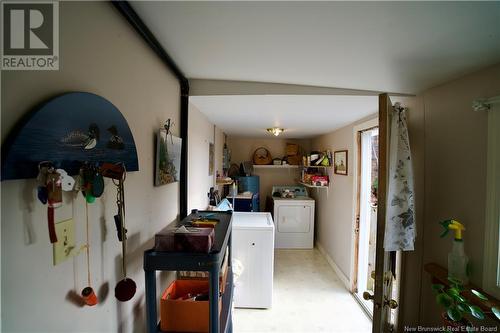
[2,92,139,180]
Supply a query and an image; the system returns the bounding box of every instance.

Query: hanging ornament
[81,201,98,306]
[57,169,75,192]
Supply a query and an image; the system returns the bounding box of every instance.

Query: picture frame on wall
[334,150,348,175]
[155,128,182,186]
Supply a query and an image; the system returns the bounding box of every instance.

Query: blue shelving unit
[144,211,233,333]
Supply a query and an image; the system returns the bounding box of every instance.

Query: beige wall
[226,136,311,210]
[1,2,180,332]
[311,115,377,280]
[188,103,214,211]
[418,63,500,326]
[187,103,225,211]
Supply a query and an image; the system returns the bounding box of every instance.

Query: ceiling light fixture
[267,127,284,137]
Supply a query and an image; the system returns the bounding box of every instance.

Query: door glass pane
[356,127,379,313]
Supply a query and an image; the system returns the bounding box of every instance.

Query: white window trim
[481,99,500,299]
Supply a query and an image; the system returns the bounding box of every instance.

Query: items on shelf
[178,247,229,293]
[155,225,215,253]
[301,166,330,187]
[303,150,332,167]
[191,216,220,228]
[251,143,303,166]
[253,147,272,165]
[216,177,233,185]
[301,172,330,187]
[272,158,283,165]
[285,143,301,165]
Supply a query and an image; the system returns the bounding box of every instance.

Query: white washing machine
[271,185,315,249]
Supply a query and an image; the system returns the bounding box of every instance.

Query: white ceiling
[132,1,500,94]
[132,1,500,138]
[189,95,378,138]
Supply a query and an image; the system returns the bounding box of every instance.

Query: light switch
[53,218,76,265]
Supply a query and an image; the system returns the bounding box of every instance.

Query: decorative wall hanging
[1,92,139,180]
[334,150,348,175]
[155,124,182,186]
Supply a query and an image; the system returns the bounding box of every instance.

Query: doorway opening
[354,126,379,316]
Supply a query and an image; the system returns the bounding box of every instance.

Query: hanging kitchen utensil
[111,165,136,302]
[81,202,98,306]
[46,167,62,244]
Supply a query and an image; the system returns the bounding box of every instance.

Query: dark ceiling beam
[111,1,189,219]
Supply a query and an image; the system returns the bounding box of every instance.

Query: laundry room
[186,92,409,331]
[3,2,500,333]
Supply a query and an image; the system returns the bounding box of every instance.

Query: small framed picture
[209,143,214,176]
[155,129,182,186]
[334,150,348,175]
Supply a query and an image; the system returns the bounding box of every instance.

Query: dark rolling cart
[144,211,233,333]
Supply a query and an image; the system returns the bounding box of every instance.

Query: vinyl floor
[233,248,372,333]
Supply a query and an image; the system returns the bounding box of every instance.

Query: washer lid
[273,197,314,202]
[232,212,274,230]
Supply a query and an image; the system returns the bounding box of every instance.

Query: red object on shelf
[311,175,329,186]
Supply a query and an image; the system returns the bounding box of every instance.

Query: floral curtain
[383,103,416,251]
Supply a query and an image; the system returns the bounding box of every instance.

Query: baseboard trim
[316,242,352,292]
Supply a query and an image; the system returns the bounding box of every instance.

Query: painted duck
[107,125,124,150]
[60,123,99,150]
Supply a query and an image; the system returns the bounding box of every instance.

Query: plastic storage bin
[160,279,222,332]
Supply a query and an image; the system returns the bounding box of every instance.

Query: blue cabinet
[236,176,260,211]
[237,176,259,194]
[227,192,259,212]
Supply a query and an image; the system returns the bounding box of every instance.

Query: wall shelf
[301,165,332,169]
[216,178,234,185]
[253,165,300,169]
[299,182,329,189]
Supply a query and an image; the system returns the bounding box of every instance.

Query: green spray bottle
[440,219,469,284]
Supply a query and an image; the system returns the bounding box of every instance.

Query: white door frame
[350,117,378,296]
